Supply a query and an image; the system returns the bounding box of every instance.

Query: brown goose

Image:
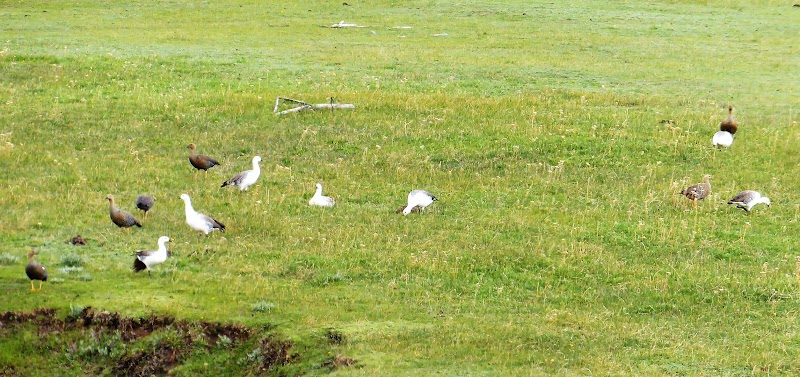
[719,106,738,135]
[680,175,712,208]
[106,194,142,233]
[135,195,155,219]
[25,248,48,292]
[188,143,220,176]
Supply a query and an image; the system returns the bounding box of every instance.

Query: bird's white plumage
[403,190,438,215]
[180,194,224,235]
[309,183,335,207]
[136,236,171,270]
[712,131,733,148]
[224,156,262,191]
[728,190,771,212]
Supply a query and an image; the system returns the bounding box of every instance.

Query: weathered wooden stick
[275,103,355,116]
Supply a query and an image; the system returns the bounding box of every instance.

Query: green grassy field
[2,0,800,375]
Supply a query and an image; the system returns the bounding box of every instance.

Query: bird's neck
[182,200,195,214]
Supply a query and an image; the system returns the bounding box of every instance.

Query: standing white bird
[133,236,171,277]
[727,190,771,213]
[402,190,438,215]
[309,183,335,207]
[221,156,262,191]
[712,131,733,148]
[180,194,226,235]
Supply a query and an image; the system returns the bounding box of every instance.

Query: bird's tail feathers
[133,259,147,273]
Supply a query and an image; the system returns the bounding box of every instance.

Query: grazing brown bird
[106,194,142,233]
[680,175,712,208]
[135,195,155,219]
[25,248,48,292]
[719,106,738,135]
[188,143,220,176]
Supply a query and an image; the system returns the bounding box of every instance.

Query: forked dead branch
[273,96,355,115]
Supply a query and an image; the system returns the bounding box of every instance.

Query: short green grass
[1,0,800,375]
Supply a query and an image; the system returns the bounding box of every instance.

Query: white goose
[402,190,438,215]
[727,190,771,213]
[133,236,171,277]
[712,131,733,148]
[180,194,226,235]
[309,183,335,207]
[221,156,261,191]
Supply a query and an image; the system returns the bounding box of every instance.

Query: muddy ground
[0,307,355,376]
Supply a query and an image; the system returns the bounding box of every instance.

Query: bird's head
[179,194,190,202]
[187,143,196,150]
[158,236,172,244]
[105,194,114,202]
[764,197,771,207]
[316,183,322,190]
[253,156,262,164]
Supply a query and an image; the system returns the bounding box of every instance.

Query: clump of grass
[0,253,20,265]
[77,274,93,281]
[68,304,85,321]
[217,335,233,349]
[58,266,84,274]
[251,301,275,313]
[60,254,84,267]
[324,328,346,345]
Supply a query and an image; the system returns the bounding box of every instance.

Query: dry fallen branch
[274,97,355,116]
[328,21,367,28]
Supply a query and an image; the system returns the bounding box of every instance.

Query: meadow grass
[1,0,800,375]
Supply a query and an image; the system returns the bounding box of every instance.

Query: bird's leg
[30,281,35,292]
[148,270,152,278]
[38,281,43,291]
[126,228,131,235]
[693,198,698,209]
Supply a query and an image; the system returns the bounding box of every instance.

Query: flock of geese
[22,106,766,291]
[24,144,439,290]
[679,106,771,212]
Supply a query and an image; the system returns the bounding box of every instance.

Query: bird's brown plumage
[188,143,220,172]
[719,106,738,135]
[680,175,712,207]
[106,194,142,231]
[25,249,48,292]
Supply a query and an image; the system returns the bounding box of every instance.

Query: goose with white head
[180,194,226,235]
[221,156,261,191]
[309,183,335,207]
[133,236,172,277]
[402,190,438,215]
[728,190,770,213]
